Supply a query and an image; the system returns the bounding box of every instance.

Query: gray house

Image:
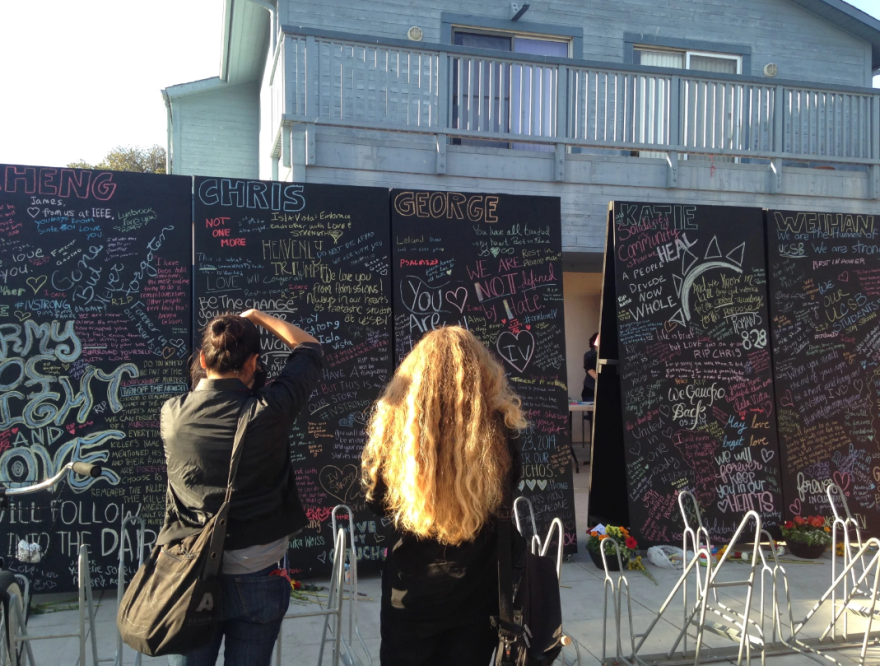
[163,0,880,408]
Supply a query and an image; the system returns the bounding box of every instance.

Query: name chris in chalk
[198,179,306,211]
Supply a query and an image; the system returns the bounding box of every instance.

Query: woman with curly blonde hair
[362,325,526,665]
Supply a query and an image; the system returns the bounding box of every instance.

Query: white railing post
[306,35,319,120]
[557,65,568,139]
[773,85,784,154]
[438,52,449,130]
[670,75,682,149]
[872,94,880,162]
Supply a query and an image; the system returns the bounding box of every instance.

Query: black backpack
[493,496,564,666]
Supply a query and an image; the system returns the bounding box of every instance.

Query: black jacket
[368,432,524,623]
[157,343,323,550]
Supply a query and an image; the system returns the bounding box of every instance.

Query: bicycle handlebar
[2,462,104,497]
[71,462,102,478]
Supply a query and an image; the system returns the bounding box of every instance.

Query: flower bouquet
[781,515,831,559]
[587,525,656,584]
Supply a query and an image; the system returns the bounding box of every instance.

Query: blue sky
[0,0,878,169]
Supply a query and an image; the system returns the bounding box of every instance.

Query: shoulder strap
[203,396,257,579]
[497,433,516,632]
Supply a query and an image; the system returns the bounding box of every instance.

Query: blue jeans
[168,565,290,666]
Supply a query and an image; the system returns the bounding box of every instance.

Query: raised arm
[240,309,319,347]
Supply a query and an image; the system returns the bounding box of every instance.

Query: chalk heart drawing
[374,534,385,544]
[496,330,535,373]
[833,471,851,493]
[789,499,801,516]
[380,517,393,528]
[317,551,328,564]
[518,480,525,491]
[525,480,537,491]
[328,230,343,244]
[445,287,468,313]
[26,276,46,294]
[839,271,850,283]
[761,448,775,463]
[760,400,773,418]
[658,404,670,417]
[536,480,548,491]
[162,347,175,360]
[780,390,795,408]
[854,379,864,394]
[664,320,678,334]
[26,207,40,219]
[319,464,359,503]
[13,311,30,322]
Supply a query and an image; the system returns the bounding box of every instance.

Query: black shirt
[368,434,523,623]
[583,349,598,392]
[157,342,323,550]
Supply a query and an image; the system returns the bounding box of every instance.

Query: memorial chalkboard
[0,164,192,592]
[611,201,783,546]
[767,209,880,535]
[390,189,575,551]
[193,177,393,575]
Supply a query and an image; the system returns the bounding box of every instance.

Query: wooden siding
[280,0,873,88]
[172,82,260,179]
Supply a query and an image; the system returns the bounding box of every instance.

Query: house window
[450,29,571,150]
[635,47,742,74]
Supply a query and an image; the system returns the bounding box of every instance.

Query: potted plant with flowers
[586,526,657,583]
[588,525,634,571]
[781,515,831,559]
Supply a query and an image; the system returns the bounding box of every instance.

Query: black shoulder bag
[118,397,256,657]
[493,486,564,666]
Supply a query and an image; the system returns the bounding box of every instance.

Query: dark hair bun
[200,314,261,375]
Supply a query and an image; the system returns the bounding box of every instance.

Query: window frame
[451,26,573,57]
[685,50,743,75]
[441,12,583,55]
[634,46,743,74]
[624,32,752,75]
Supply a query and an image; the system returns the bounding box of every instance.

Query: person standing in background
[581,332,599,402]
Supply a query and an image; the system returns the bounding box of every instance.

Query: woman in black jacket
[161,309,322,666]
[361,326,526,666]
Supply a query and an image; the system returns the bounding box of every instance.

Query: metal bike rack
[105,515,145,666]
[827,482,870,641]
[274,527,346,666]
[511,497,580,666]
[325,505,372,666]
[596,537,637,666]
[621,508,769,666]
[274,504,370,666]
[7,544,99,666]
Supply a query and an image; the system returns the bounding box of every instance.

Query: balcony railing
[276,27,880,167]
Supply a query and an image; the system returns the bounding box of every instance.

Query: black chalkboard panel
[390,189,575,552]
[0,164,192,592]
[193,177,393,576]
[767,209,880,535]
[611,202,783,546]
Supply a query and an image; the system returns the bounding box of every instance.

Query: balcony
[269,26,880,190]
